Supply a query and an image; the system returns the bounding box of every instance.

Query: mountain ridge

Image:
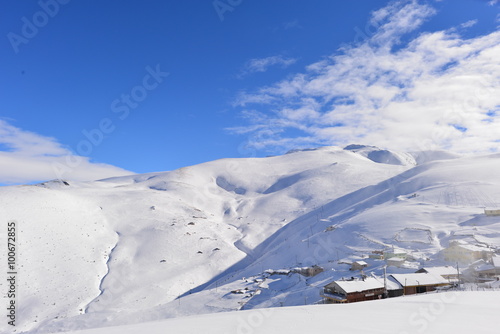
[1,145,499,333]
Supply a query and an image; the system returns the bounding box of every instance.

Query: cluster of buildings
[321,238,499,304]
[320,266,458,303]
[319,209,500,304]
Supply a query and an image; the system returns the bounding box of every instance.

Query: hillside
[1,146,499,333]
[57,291,500,334]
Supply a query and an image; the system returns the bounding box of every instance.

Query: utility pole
[383,266,387,298]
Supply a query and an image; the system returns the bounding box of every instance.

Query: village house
[442,240,494,264]
[292,265,324,277]
[383,248,407,260]
[464,256,500,282]
[389,273,449,295]
[321,277,385,303]
[484,208,500,216]
[369,250,384,260]
[386,257,406,267]
[350,260,368,271]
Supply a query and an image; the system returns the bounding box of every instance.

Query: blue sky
[1,0,499,184]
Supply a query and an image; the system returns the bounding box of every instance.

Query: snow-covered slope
[1,146,499,333]
[57,291,500,334]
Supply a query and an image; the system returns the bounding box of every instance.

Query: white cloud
[230,0,500,155]
[460,20,478,28]
[240,55,297,77]
[0,120,134,185]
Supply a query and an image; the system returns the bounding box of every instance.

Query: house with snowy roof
[464,256,500,281]
[389,273,449,295]
[321,277,385,303]
[386,257,406,267]
[416,266,461,283]
[442,240,494,264]
[350,260,368,271]
[383,248,407,260]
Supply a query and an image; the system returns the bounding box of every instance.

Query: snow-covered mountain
[1,145,499,333]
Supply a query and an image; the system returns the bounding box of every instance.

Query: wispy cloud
[460,19,478,28]
[0,120,133,185]
[229,0,500,154]
[282,20,302,30]
[240,55,298,77]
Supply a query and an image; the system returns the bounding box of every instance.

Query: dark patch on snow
[216,176,246,195]
[263,173,302,194]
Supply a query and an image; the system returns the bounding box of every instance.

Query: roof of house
[385,248,407,254]
[390,273,448,287]
[417,266,460,276]
[449,240,492,252]
[475,263,495,272]
[384,275,403,291]
[331,277,385,294]
[353,261,368,266]
[492,256,500,268]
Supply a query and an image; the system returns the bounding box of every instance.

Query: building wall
[403,284,445,295]
[345,288,385,303]
[323,284,385,303]
[485,209,500,216]
[350,263,367,271]
[388,289,404,298]
[384,252,406,260]
[443,245,487,263]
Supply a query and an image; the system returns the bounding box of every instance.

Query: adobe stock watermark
[235,307,275,334]
[353,15,383,45]
[213,0,243,22]
[7,0,71,54]
[51,64,169,179]
[399,291,460,334]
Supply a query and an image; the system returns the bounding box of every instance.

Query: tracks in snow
[83,232,120,314]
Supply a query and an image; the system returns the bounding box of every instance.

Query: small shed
[292,265,324,277]
[390,273,449,295]
[321,277,385,303]
[350,261,368,271]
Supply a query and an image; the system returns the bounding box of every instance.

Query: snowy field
[61,291,499,334]
[1,146,499,333]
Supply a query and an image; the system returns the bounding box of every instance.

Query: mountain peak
[343,144,416,166]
